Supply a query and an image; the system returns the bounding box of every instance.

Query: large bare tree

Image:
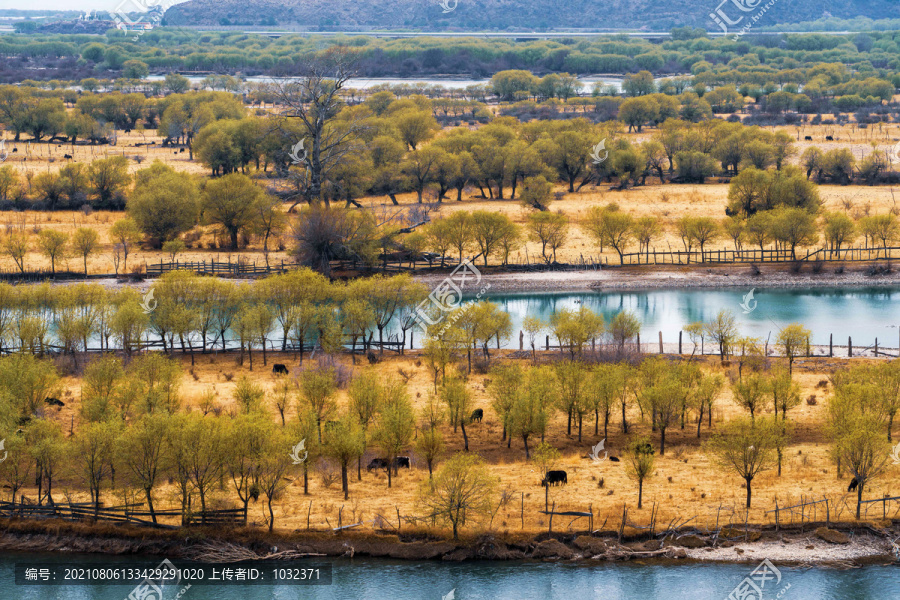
[274,47,369,209]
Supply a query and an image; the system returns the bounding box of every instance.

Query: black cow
[392,456,411,469]
[179,148,185,153]
[804,136,813,141]
[541,470,568,487]
[826,135,834,141]
[44,397,65,407]
[11,148,17,153]
[63,154,73,159]
[470,408,484,422]
[272,364,289,375]
[848,477,859,492]
[367,458,389,471]
[609,456,621,462]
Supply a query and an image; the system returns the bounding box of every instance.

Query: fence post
[520,331,524,351]
[658,331,663,354]
[774,499,779,532]
[548,501,555,534]
[678,330,682,355]
[829,333,833,358]
[875,338,879,357]
[824,496,830,528]
[636,333,641,353]
[546,335,550,351]
[848,336,853,357]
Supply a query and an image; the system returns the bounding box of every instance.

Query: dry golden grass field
[29,349,899,538]
[3,117,900,539]
[3,122,900,273]
[4,119,900,275]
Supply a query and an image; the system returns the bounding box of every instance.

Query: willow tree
[274,47,368,208]
[707,417,777,509]
[325,415,366,500]
[419,452,496,539]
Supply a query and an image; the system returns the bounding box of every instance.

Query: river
[466,286,900,349]
[38,284,900,353]
[2,552,899,599]
[144,75,626,92]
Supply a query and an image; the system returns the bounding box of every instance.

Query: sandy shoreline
[413,264,900,294]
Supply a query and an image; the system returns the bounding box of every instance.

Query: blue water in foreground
[2,552,899,599]
[459,286,900,349]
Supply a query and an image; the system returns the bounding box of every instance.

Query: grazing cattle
[11,148,17,153]
[179,148,185,153]
[124,129,132,134]
[367,458,389,471]
[392,456,411,469]
[272,363,289,375]
[173,151,178,155]
[63,154,73,159]
[826,136,834,141]
[804,136,813,141]
[44,397,65,407]
[470,408,484,422]
[848,477,859,492]
[609,456,621,462]
[541,470,568,487]
[367,352,379,364]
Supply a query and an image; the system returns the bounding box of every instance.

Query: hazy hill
[163,0,900,31]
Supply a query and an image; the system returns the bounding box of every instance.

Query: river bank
[1,519,897,567]
[413,263,900,294]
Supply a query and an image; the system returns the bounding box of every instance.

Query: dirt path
[414,264,900,293]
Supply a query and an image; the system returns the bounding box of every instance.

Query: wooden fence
[612,245,900,266]
[0,500,247,529]
[146,259,287,278]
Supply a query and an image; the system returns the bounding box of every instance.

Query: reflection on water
[439,286,900,349]
[1,553,899,600]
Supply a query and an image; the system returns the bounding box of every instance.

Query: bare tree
[274,47,369,208]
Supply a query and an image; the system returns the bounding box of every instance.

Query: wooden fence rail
[146,260,287,278]
[0,500,246,529]
[612,245,900,266]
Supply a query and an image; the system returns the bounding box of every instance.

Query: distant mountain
[163,0,900,31]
